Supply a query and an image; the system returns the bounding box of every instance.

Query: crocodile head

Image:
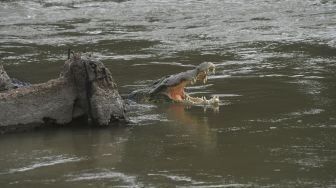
[148,62,218,105]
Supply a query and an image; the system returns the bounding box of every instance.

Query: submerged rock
[0,54,126,133]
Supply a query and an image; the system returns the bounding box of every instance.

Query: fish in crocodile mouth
[151,62,219,105]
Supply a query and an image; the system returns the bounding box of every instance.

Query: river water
[1,0,336,187]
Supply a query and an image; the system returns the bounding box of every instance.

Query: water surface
[1,0,336,187]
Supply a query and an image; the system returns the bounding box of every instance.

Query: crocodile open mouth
[128,62,219,105]
[163,62,218,105]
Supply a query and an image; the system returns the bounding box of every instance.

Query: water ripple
[7,155,83,174]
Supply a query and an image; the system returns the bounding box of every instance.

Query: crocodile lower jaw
[183,94,219,106]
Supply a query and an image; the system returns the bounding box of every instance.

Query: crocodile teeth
[203,75,207,84]
[191,79,195,85]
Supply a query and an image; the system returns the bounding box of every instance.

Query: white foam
[208,75,231,79]
[129,114,169,124]
[67,169,139,187]
[211,94,241,97]
[289,75,305,78]
[147,173,196,183]
[86,30,102,35]
[259,74,286,78]
[8,156,82,174]
[304,76,324,79]
[290,109,324,116]
[187,84,213,90]
[165,175,193,182]
[149,61,194,67]
[110,54,152,61]
[189,184,251,188]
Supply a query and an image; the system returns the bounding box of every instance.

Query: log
[0,54,126,133]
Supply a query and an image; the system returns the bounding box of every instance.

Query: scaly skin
[127,62,219,106]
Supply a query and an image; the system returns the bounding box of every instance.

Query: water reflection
[0,126,130,177]
[166,104,218,150]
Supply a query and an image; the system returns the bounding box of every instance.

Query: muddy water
[1,0,336,187]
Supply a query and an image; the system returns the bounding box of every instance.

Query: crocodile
[126,62,219,105]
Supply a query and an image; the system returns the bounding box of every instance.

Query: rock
[0,54,126,133]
